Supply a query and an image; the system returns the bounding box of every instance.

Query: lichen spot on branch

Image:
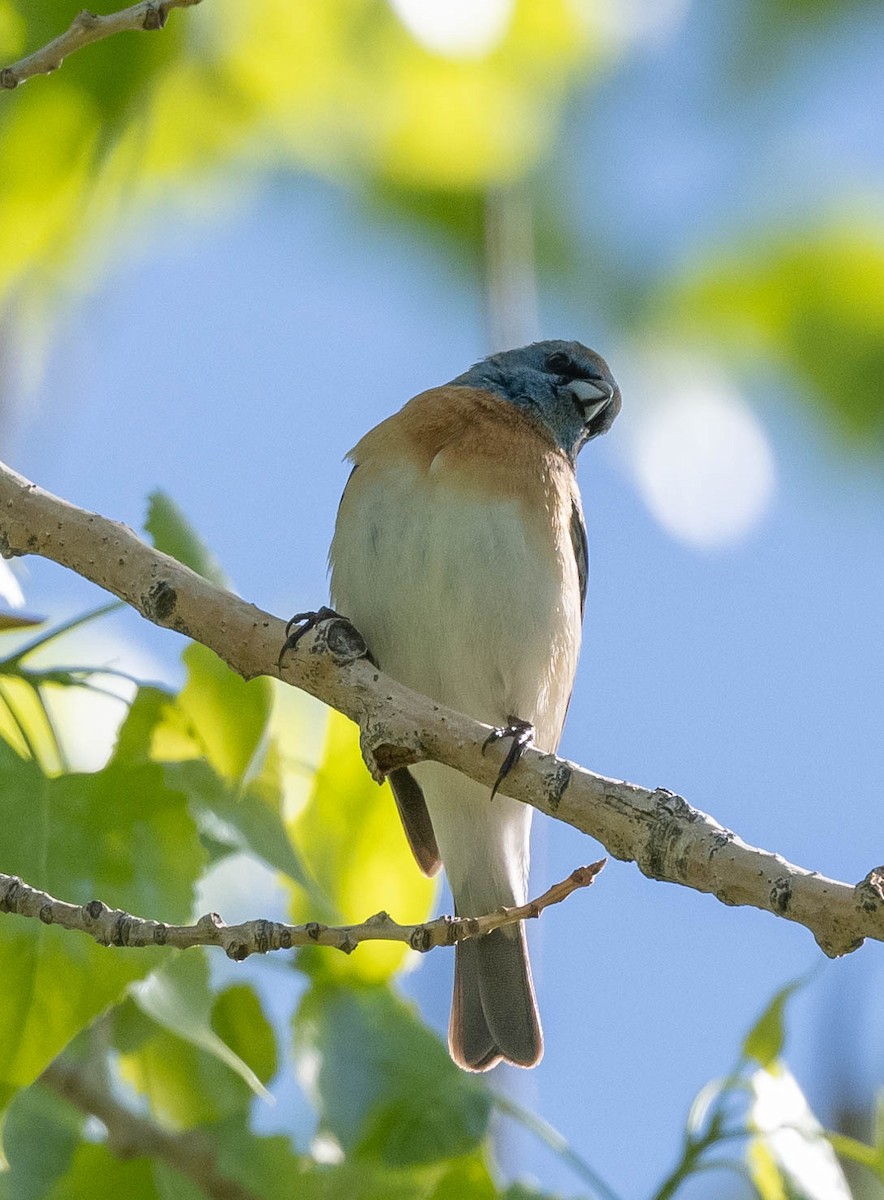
[145,579,177,622]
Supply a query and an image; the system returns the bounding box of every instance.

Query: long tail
[449,921,542,1071]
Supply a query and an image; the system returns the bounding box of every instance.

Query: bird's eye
[545,351,573,375]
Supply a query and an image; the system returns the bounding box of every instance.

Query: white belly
[330,460,582,911]
[331,463,580,738]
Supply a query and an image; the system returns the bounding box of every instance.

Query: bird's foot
[482,717,535,799]
[278,607,369,669]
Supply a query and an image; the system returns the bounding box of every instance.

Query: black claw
[278,606,342,669]
[482,717,535,799]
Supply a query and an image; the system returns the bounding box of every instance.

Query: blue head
[452,340,621,463]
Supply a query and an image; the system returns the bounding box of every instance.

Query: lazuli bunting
[325,341,620,1070]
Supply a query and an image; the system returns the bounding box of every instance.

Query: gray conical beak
[568,378,615,422]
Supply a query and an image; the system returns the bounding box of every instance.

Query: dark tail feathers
[449,924,542,1071]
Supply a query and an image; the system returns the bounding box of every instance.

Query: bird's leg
[277,607,372,669]
[482,717,535,800]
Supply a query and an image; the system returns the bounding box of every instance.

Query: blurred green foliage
[1,0,881,454]
[1,1,883,1195]
[0,495,542,1199]
[2,0,882,451]
[294,982,490,1165]
[288,706,435,984]
[648,984,884,1200]
[0,0,603,315]
[663,227,884,447]
[1,494,880,1199]
[742,979,804,1069]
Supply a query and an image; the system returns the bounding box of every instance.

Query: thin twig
[492,1092,626,1200]
[41,1057,257,1200]
[0,0,203,91]
[0,863,606,959]
[0,459,882,957]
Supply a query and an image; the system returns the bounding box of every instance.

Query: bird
[301,341,620,1071]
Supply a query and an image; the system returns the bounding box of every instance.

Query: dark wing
[570,500,588,617]
[388,768,441,877]
[556,500,589,739]
[335,462,359,522]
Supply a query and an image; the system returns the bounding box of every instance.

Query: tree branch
[41,1057,258,1200]
[0,458,882,958]
[0,864,605,957]
[0,0,203,91]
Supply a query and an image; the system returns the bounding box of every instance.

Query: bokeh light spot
[388,0,514,59]
[630,369,776,548]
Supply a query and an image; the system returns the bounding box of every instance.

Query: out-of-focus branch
[0,459,882,959]
[41,1056,257,1200]
[484,186,539,353]
[0,0,203,90]
[0,864,605,958]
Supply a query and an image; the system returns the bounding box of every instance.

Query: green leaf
[288,711,435,983]
[209,1120,310,1200]
[110,686,175,766]
[428,1156,498,1200]
[826,1132,882,1176]
[827,1092,884,1185]
[144,496,275,781]
[223,1127,312,1198]
[0,745,204,1109]
[743,980,803,1069]
[115,970,279,1130]
[43,1143,161,1200]
[204,0,604,193]
[211,1123,498,1200]
[1,0,614,331]
[0,716,199,910]
[0,675,62,770]
[1,604,120,667]
[0,923,160,1116]
[211,984,278,1087]
[295,1165,435,1200]
[174,753,313,893]
[0,82,98,305]
[0,607,124,769]
[144,491,228,588]
[2,1082,82,1200]
[117,1021,254,1128]
[746,1139,788,1200]
[125,647,272,790]
[114,991,241,1128]
[129,953,271,1102]
[168,643,272,786]
[114,684,315,895]
[49,764,204,918]
[111,996,158,1054]
[0,614,44,633]
[210,1120,486,1200]
[664,226,884,447]
[151,1164,206,1200]
[294,981,491,1167]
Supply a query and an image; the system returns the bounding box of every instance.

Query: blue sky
[6,0,884,1195]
